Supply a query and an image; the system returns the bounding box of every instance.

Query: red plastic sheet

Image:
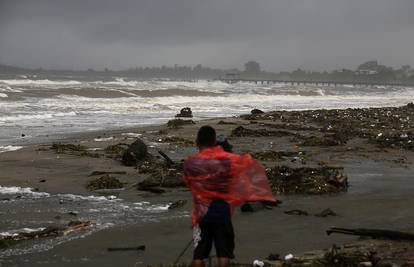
[184,146,276,226]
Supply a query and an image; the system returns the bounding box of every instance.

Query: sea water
[1,76,413,147]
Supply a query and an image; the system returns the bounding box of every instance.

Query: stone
[175,107,193,118]
[122,139,148,166]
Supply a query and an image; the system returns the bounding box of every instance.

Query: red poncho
[184,146,276,226]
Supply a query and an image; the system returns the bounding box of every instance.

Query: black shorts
[193,218,235,260]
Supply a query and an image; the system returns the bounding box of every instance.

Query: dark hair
[196,125,216,147]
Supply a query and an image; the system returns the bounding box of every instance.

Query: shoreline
[1,104,414,266]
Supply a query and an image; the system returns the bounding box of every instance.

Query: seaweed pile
[86,175,124,191]
[266,165,348,194]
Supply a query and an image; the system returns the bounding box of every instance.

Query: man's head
[196,125,216,149]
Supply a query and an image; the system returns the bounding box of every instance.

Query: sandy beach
[1,104,414,266]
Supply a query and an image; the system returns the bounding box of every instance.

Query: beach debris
[241,202,267,212]
[0,221,93,249]
[285,254,294,261]
[107,245,145,252]
[231,126,295,138]
[86,175,124,191]
[168,200,187,210]
[253,259,265,267]
[314,208,337,217]
[266,253,281,261]
[167,118,195,129]
[284,209,309,216]
[241,200,281,212]
[89,171,127,176]
[51,143,87,153]
[175,107,193,118]
[122,138,148,166]
[266,165,348,194]
[327,227,414,241]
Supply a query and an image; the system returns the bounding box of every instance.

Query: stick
[158,150,175,166]
[107,245,146,252]
[174,238,193,265]
[327,227,414,241]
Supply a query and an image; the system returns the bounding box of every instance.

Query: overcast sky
[1,0,413,71]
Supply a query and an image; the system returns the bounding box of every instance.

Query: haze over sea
[1,75,413,148]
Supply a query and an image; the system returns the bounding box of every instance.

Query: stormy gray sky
[1,0,413,71]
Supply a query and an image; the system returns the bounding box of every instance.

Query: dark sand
[1,106,414,266]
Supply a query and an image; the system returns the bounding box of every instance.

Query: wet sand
[1,105,414,266]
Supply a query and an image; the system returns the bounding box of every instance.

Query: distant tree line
[0,60,413,83]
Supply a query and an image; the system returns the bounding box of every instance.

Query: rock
[314,208,337,217]
[407,102,414,108]
[251,109,265,115]
[122,139,148,166]
[67,211,78,216]
[175,107,193,118]
[86,175,124,191]
[167,119,195,129]
[39,179,46,183]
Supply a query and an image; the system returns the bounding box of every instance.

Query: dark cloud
[1,0,413,71]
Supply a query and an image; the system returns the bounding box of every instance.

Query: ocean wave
[0,111,77,123]
[0,79,82,86]
[0,93,7,98]
[0,146,23,153]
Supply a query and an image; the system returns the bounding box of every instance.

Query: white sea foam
[0,79,82,86]
[0,186,50,197]
[0,145,23,153]
[0,111,77,123]
[93,137,114,142]
[121,132,142,138]
[0,227,47,237]
[0,93,7,98]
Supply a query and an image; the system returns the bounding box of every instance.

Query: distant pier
[217,78,414,87]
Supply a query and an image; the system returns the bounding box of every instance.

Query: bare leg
[192,259,205,267]
[217,257,230,267]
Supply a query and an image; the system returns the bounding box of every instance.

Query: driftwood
[1,221,93,243]
[107,245,145,252]
[327,227,414,241]
[158,150,175,167]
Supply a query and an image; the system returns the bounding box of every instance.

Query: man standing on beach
[184,126,275,267]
